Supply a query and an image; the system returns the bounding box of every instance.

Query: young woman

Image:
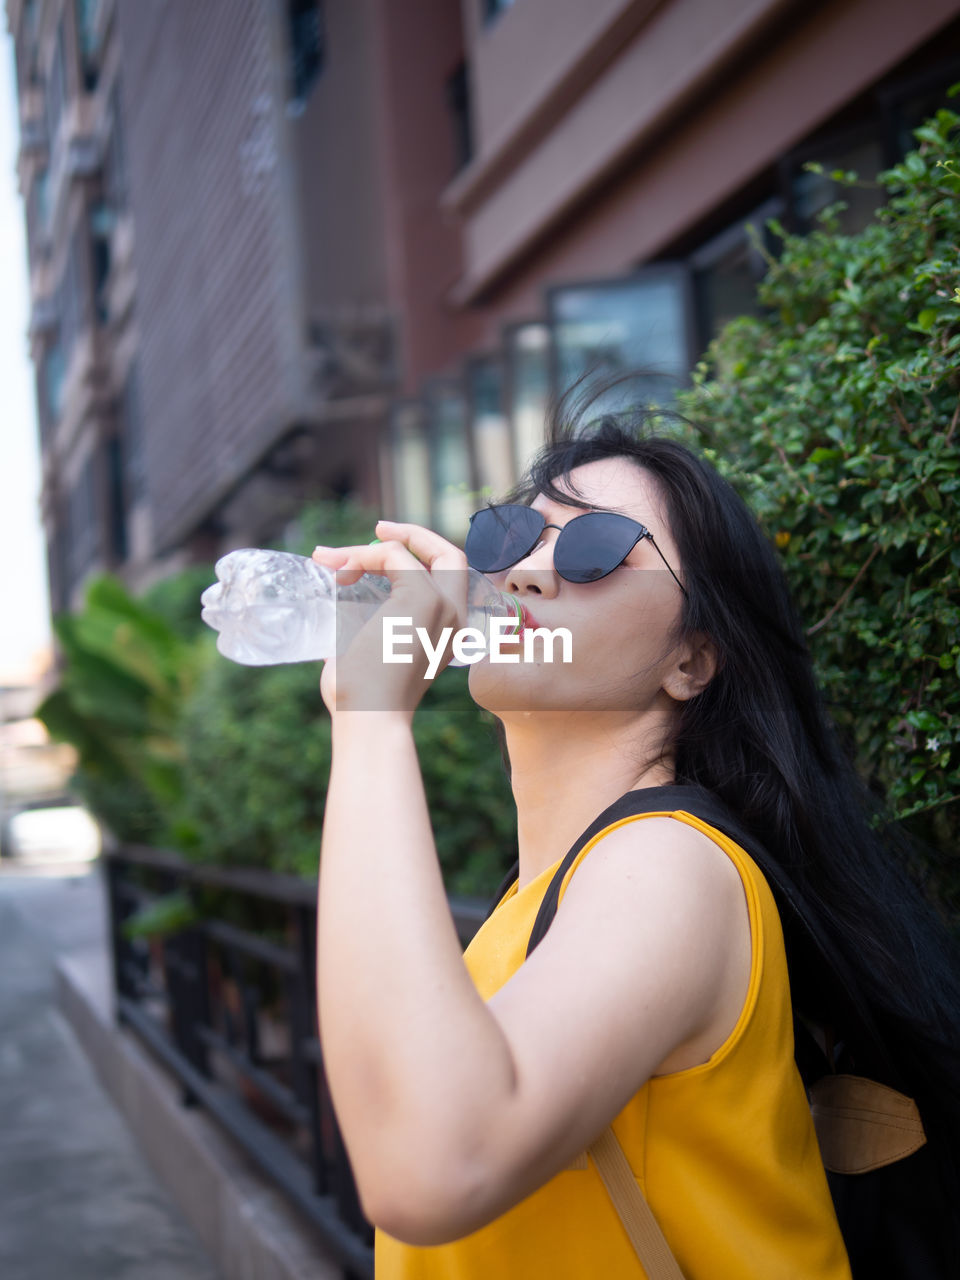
[311,404,960,1279]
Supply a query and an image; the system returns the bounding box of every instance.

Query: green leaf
[122,890,199,940]
[915,309,938,332]
[674,99,960,882]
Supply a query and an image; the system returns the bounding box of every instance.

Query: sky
[0,36,52,684]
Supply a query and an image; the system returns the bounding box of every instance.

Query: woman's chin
[467,658,582,715]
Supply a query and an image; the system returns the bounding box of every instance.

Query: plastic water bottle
[200,548,522,667]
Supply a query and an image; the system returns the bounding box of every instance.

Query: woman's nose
[504,538,560,597]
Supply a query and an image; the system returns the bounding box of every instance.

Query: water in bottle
[200,548,522,667]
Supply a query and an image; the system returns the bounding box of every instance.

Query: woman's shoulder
[555,814,759,1076]
[557,809,754,918]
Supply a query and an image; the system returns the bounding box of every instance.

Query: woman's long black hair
[496,388,960,1215]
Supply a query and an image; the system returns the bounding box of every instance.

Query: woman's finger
[312,528,470,633]
[373,521,470,622]
[312,539,426,586]
[374,520,467,573]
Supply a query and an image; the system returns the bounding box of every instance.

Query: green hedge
[168,497,518,893]
[171,649,515,894]
[36,575,203,845]
[677,101,960,878]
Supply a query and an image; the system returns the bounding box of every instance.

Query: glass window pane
[426,383,473,539]
[689,201,781,353]
[790,137,885,234]
[469,358,514,501]
[288,0,325,115]
[67,453,100,587]
[549,269,692,414]
[46,22,66,144]
[891,77,957,158]
[35,167,49,228]
[694,239,763,348]
[483,0,516,25]
[506,322,550,477]
[391,402,431,527]
[44,341,66,426]
[122,362,146,501]
[75,0,99,88]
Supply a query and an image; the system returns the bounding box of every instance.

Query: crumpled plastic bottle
[200,548,521,667]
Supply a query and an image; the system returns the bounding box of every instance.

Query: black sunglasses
[465,503,686,593]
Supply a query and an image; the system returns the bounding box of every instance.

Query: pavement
[0,857,221,1280]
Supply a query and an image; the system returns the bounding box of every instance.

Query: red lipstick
[519,604,541,635]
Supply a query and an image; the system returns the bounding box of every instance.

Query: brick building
[8,0,960,610]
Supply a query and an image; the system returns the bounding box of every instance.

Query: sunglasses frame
[466,503,687,595]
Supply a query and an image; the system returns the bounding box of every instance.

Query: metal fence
[105,845,489,1280]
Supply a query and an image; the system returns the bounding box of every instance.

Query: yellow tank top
[375,810,852,1279]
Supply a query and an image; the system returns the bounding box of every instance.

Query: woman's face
[468,457,692,717]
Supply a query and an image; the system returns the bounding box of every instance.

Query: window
[90,203,113,324]
[689,198,782,355]
[390,402,431,526]
[782,129,886,236]
[106,435,127,562]
[425,381,474,539]
[74,0,99,91]
[46,21,66,149]
[122,363,146,502]
[467,357,514,500]
[505,322,550,476]
[27,167,51,268]
[446,61,474,172]
[35,166,50,227]
[879,58,960,161]
[104,82,128,210]
[288,0,325,115]
[59,219,91,363]
[483,0,516,26]
[66,455,100,589]
[48,519,70,616]
[16,0,40,94]
[42,340,66,433]
[548,267,695,413]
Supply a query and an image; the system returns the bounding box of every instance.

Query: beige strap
[588,1127,687,1280]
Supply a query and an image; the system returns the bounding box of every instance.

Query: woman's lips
[519,604,541,635]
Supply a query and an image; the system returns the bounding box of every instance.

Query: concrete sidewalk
[0,860,221,1280]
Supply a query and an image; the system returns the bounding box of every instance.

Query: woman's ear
[662,633,718,703]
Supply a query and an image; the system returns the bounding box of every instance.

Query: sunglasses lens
[556,512,643,583]
[465,505,545,573]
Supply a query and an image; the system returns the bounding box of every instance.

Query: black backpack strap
[485,859,522,923]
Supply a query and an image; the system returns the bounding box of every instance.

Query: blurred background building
[8,0,960,612]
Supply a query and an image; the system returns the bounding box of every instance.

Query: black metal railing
[104,845,488,1280]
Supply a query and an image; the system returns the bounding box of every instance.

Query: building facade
[398,0,960,538]
[8,0,960,610]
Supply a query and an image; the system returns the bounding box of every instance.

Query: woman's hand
[311,518,470,720]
